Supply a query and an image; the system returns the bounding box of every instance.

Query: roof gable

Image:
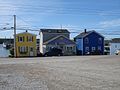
[74,30,104,39]
[16,32,36,36]
[44,35,75,45]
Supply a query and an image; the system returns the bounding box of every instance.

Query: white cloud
[100,19,120,28]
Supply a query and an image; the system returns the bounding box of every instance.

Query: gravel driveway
[0,55,120,90]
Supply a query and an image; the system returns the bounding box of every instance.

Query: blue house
[74,29,104,55]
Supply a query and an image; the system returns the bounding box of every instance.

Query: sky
[0,0,120,39]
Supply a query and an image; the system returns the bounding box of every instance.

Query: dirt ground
[0,55,120,90]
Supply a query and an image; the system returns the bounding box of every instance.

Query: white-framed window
[85,47,89,52]
[92,47,96,52]
[98,46,101,50]
[27,36,33,42]
[98,38,102,44]
[67,46,73,51]
[85,38,89,44]
[18,36,24,42]
[29,47,34,52]
[19,46,27,53]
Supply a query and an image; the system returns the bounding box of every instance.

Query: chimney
[84,29,87,33]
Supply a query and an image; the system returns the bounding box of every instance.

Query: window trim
[85,47,89,52]
[85,38,89,44]
[18,46,28,53]
[98,38,102,44]
[28,36,33,42]
[92,47,96,52]
[98,46,101,51]
[19,36,24,42]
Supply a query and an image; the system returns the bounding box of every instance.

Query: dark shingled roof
[74,30,104,39]
[74,31,93,39]
[111,38,120,43]
[40,29,70,33]
[43,35,75,45]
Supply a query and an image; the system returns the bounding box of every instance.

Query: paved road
[0,55,120,90]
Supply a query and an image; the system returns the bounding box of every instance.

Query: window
[98,46,101,50]
[85,47,89,52]
[19,46,27,53]
[67,46,73,51]
[27,36,33,42]
[92,47,96,52]
[18,37,24,42]
[60,37,64,40]
[115,45,117,48]
[98,38,102,44]
[85,38,89,44]
[30,47,33,52]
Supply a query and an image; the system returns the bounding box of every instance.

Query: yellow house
[16,31,37,57]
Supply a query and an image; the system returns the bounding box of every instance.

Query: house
[104,40,110,55]
[16,31,37,57]
[74,29,104,55]
[110,38,120,55]
[39,29,76,55]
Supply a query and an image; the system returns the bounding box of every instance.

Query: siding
[83,32,104,55]
[76,39,83,51]
[16,33,37,57]
[110,43,120,55]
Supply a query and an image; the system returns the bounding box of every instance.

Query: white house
[110,38,120,55]
[39,29,76,55]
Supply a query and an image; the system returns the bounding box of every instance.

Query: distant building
[39,29,76,55]
[16,31,37,57]
[104,40,110,55]
[74,29,104,55]
[110,38,120,55]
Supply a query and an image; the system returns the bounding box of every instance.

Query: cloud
[100,19,120,28]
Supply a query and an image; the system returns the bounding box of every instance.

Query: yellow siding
[16,33,37,57]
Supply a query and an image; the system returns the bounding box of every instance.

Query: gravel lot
[0,55,120,90]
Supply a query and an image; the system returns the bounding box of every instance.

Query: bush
[9,48,14,56]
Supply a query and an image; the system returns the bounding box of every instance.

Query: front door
[29,47,34,56]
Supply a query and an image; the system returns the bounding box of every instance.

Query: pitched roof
[74,30,104,39]
[40,29,70,33]
[16,31,36,36]
[74,31,92,39]
[111,38,120,43]
[43,35,75,45]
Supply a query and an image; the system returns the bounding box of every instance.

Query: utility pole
[14,15,17,57]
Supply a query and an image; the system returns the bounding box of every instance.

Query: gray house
[39,29,76,55]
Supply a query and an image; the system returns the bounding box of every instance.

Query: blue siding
[83,32,104,55]
[76,39,83,50]
[75,39,83,55]
[75,31,104,55]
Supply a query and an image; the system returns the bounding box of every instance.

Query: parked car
[44,48,63,56]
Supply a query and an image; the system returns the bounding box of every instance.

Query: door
[29,47,34,56]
